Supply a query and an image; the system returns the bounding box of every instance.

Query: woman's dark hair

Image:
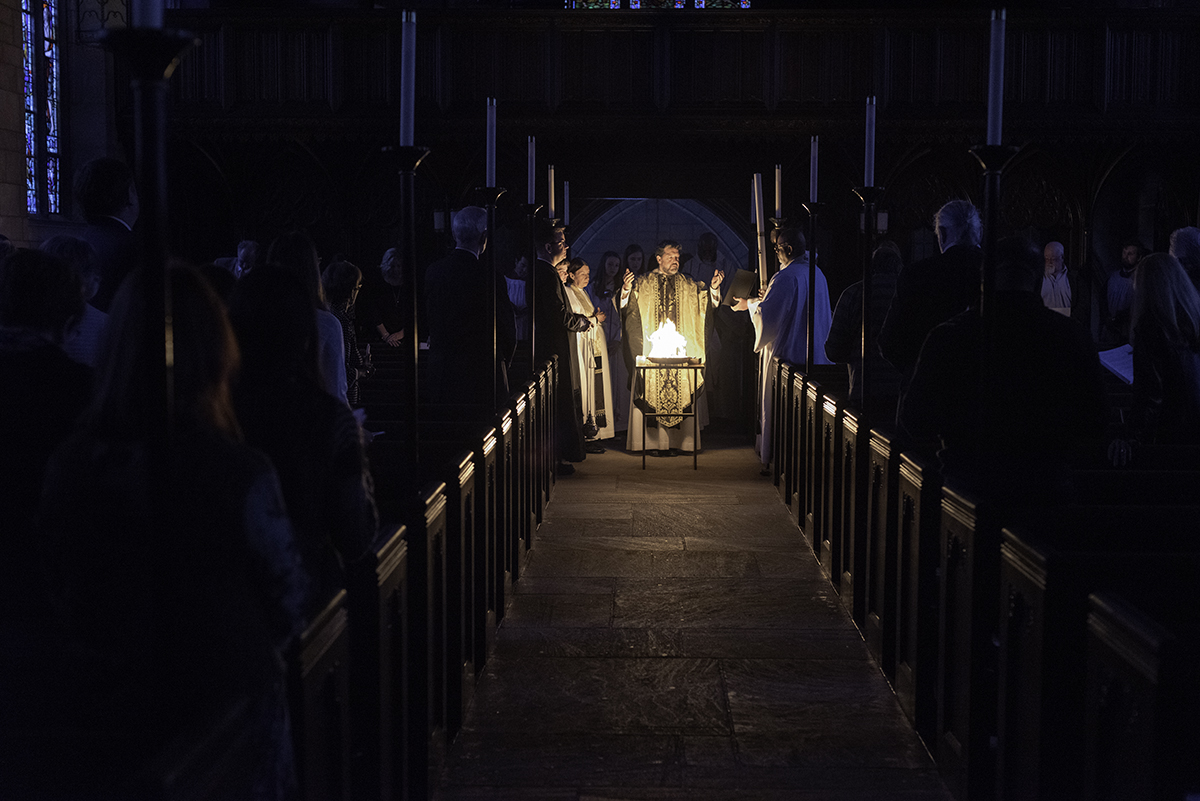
[623,243,645,276]
[267,230,328,311]
[228,263,320,386]
[87,264,241,440]
[565,257,588,287]
[322,260,362,309]
[0,248,84,341]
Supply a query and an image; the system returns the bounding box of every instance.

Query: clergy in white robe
[735,227,832,466]
[566,259,616,441]
[621,241,723,453]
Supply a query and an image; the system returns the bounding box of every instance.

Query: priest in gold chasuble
[622,240,723,454]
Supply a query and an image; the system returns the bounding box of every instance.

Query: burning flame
[648,319,688,358]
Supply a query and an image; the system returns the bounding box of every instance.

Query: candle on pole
[527,136,535,205]
[987,9,1006,146]
[753,172,767,283]
[399,11,416,147]
[774,164,782,219]
[485,98,496,188]
[809,136,818,203]
[563,180,570,226]
[548,165,556,219]
[133,0,163,28]
[864,96,876,187]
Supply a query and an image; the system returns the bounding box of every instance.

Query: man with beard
[623,240,723,455]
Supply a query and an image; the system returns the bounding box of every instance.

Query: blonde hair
[1132,252,1200,348]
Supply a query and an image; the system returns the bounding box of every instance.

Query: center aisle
[439,425,952,800]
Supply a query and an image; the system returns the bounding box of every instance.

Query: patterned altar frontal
[632,272,708,428]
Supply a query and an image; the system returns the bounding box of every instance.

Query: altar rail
[773,357,1200,801]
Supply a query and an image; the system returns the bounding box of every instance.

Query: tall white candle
[864,96,876,187]
[548,165,556,219]
[399,11,416,147]
[774,164,782,219]
[134,0,163,28]
[753,173,767,280]
[564,181,570,226]
[809,136,819,203]
[987,9,1006,146]
[527,137,535,205]
[485,98,496,188]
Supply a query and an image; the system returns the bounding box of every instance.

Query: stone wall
[0,0,30,246]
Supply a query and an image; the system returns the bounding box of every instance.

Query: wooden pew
[996,508,1200,801]
[770,358,791,494]
[864,423,901,680]
[936,483,1008,801]
[289,589,353,801]
[785,369,807,527]
[837,404,869,629]
[369,440,477,742]
[347,525,408,801]
[1084,587,1200,801]
[801,378,825,549]
[818,392,844,586]
[892,450,942,747]
[370,422,501,682]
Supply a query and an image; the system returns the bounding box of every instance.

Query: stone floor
[438,424,952,800]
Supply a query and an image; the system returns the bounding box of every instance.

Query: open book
[1098,344,1133,385]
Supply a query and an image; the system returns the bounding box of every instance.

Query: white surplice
[748,256,833,465]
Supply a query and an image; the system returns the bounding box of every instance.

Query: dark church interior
[3,0,1200,799]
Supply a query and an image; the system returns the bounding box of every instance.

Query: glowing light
[648,320,688,358]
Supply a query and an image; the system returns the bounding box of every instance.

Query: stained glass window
[21,0,60,215]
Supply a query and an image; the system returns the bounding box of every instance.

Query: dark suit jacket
[424,247,517,409]
[82,217,138,313]
[879,244,982,381]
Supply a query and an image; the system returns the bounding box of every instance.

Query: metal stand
[397,145,431,464]
[970,145,1018,439]
[635,361,705,471]
[102,27,196,452]
[853,186,884,415]
[475,186,507,410]
[800,202,825,375]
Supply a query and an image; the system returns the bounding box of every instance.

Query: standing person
[624,240,723,456]
[588,250,630,434]
[733,227,831,466]
[424,206,516,414]
[623,243,646,278]
[900,238,1107,508]
[215,239,260,281]
[322,260,369,407]
[27,266,308,800]
[506,253,531,346]
[567,258,614,446]
[824,241,903,418]
[1109,252,1200,460]
[39,235,108,369]
[362,247,408,349]
[0,249,90,593]
[1168,226,1200,294]
[266,231,348,405]
[230,265,377,608]
[879,199,982,426]
[74,157,138,313]
[1104,241,1142,345]
[530,218,592,474]
[1040,241,1072,316]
